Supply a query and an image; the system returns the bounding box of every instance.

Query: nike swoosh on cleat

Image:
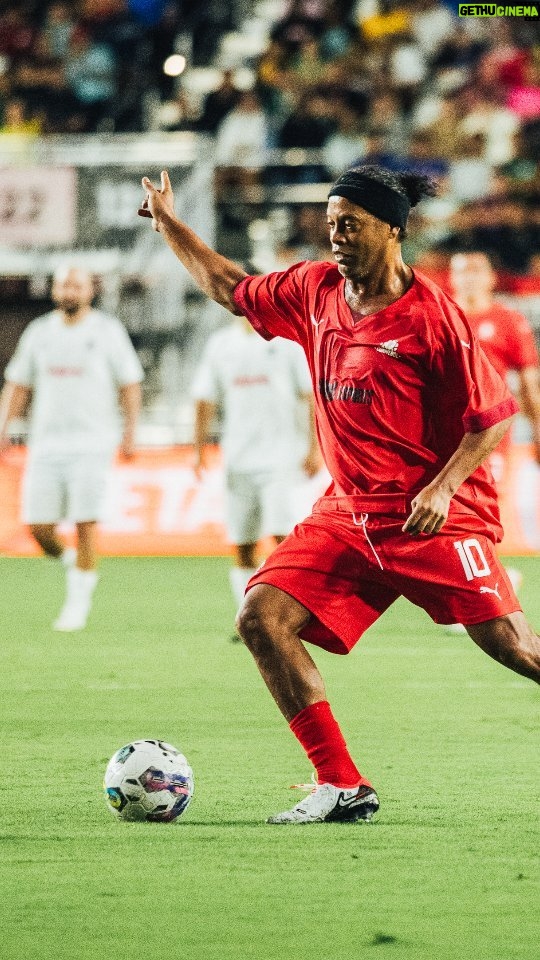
[337,793,368,808]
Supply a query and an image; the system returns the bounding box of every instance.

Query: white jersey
[191,323,313,472]
[5,309,144,455]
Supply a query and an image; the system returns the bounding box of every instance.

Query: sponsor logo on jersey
[375,339,399,358]
[48,366,85,376]
[233,375,270,386]
[319,379,374,404]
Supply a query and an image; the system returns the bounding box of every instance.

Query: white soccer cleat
[266,782,379,824]
[53,600,91,632]
[53,567,98,631]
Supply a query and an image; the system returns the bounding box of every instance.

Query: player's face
[326,197,396,280]
[449,254,495,298]
[52,268,94,313]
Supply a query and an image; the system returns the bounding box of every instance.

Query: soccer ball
[103,739,194,823]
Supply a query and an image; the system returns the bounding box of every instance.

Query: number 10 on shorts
[454,538,491,582]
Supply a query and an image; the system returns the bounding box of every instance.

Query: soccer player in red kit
[446,251,540,628]
[449,251,540,475]
[139,165,540,825]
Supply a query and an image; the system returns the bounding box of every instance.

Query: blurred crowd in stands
[1,0,539,281]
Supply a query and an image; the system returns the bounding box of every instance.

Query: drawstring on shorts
[352,512,384,570]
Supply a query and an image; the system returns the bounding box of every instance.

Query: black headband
[328,172,410,229]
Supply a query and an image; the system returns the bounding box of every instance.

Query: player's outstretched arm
[402,415,516,536]
[118,382,142,459]
[519,366,540,465]
[139,171,247,314]
[193,399,216,478]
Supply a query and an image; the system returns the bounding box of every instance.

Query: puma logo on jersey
[375,339,399,358]
[479,582,501,600]
[460,340,471,350]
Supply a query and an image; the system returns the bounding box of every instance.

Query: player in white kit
[192,315,320,626]
[0,263,144,631]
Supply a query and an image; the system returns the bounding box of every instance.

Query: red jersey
[465,302,539,381]
[234,262,518,538]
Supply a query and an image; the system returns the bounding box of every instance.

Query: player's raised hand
[139,170,175,231]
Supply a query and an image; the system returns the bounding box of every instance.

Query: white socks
[229,566,257,608]
[53,567,98,632]
[61,546,77,568]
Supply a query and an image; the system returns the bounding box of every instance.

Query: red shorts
[247,508,522,655]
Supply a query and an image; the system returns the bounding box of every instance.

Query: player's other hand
[0,433,10,457]
[303,448,322,478]
[120,433,136,460]
[139,170,175,231]
[402,484,451,536]
[193,449,208,481]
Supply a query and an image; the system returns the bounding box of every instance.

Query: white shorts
[225,469,302,545]
[22,451,113,525]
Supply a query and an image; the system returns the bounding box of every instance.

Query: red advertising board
[0,444,538,556]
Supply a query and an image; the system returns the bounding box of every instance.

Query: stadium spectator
[0,95,42,136]
[437,196,538,275]
[271,0,327,53]
[64,26,117,131]
[40,2,75,60]
[289,36,327,89]
[8,43,72,134]
[505,59,540,122]
[447,132,495,203]
[256,37,296,119]
[192,315,320,635]
[392,130,449,179]
[430,21,485,75]
[409,0,456,61]
[498,128,539,196]
[459,89,520,165]
[277,90,334,151]
[196,69,241,134]
[322,98,368,177]
[214,90,269,170]
[388,30,428,114]
[412,89,467,161]
[319,0,357,62]
[0,5,37,60]
[275,205,331,265]
[0,263,143,632]
[365,89,409,156]
[139,165,539,826]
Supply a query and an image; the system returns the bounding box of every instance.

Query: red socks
[289,700,371,789]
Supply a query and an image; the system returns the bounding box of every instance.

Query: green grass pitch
[0,555,538,960]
